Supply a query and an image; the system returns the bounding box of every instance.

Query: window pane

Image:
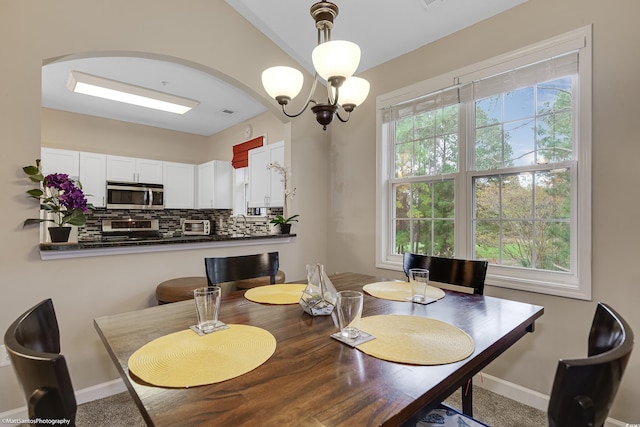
[535,170,571,219]
[535,221,570,271]
[395,142,413,178]
[415,111,436,138]
[474,77,575,171]
[502,173,533,219]
[437,105,459,135]
[475,125,504,170]
[473,170,572,272]
[394,219,410,254]
[504,87,534,122]
[476,95,501,126]
[392,180,455,256]
[433,220,454,257]
[502,220,533,267]
[396,117,414,143]
[474,220,500,263]
[394,183,410,219]
[412,183,433,218]
[415,138,434,176]
[505,118,536,166]
[412,220,432,254]
[537,111,572,163]
[395,107,460,178]
[475,177,500,219]
[537,77,572,114]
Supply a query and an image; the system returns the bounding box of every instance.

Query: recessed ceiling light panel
[67,70,199,114]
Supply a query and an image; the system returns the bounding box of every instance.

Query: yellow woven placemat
[356,315,474,365]
[362,281,445,302]
[244,284,307,304]
[128,325,276,387]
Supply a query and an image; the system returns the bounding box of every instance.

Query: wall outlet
[0,344,11,367]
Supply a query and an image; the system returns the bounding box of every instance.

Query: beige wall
[0,0,328,412]
[2,0,639,423]
[42,108,212,163]
[42,108,285,165]
[328,0,640,422]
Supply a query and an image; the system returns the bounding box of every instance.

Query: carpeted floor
[442,386,547,426]
[72,385,547,426]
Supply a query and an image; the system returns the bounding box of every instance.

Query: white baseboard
[474,373,626,427]
[2,375,628,427]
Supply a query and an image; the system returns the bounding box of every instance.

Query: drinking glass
[194,286,221,333]
[409,268,430,303]
[336,290,363,340]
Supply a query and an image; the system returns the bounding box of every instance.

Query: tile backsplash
[78,207,283,240]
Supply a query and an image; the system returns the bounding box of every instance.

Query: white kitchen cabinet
[248,140,284,208]
[79,152,107,207]
[163,162,195,209]
[197,160,232,209]
[106,155,163,184]
[40,148,79,179]
[233,167,248,215]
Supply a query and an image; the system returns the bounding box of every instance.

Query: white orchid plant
[266,161,297,223]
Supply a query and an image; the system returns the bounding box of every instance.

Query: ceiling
[41,0,526,137]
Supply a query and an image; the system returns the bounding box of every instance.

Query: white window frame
[376,26,592,300]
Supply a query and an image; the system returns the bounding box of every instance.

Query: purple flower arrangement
[23,159,92,228]
[45,173,90,212]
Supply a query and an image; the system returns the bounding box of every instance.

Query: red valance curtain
[232,136,263,169]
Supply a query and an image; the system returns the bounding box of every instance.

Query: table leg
[462,378,473,417]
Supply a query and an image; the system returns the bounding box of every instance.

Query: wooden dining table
[94,272,544,426]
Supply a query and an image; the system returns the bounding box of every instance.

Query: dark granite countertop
[40,233,296,251]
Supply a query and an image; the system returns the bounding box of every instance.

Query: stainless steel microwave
[106,181,164,210]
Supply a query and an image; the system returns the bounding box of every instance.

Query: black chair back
[3,298,76,426]
[205,252,279,286]
[548,303,634,427]
[402,253,488,295]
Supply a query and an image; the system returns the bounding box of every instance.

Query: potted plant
[23,159,92,242]
[266,161,298,234]
[269,214,299,235]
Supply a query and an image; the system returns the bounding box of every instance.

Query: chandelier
[261,2,370,131]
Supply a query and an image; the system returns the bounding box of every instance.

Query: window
[376,26,592,299]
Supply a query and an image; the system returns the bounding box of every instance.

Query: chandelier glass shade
[338,77,370,111]
[261,66,304,101]
[261,2,370,130]
[311,40,360,82]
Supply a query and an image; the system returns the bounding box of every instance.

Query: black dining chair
[205,252,280,288]
[403,252,488,417]
[402,252,488,295]
[419,302,634,427]
[548,302,634,427]
[3,298,77,426]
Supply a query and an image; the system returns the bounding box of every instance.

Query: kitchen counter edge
[39,234,296,260]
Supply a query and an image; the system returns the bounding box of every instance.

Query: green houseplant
[23,159,91,242]
[269,214,299,234]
